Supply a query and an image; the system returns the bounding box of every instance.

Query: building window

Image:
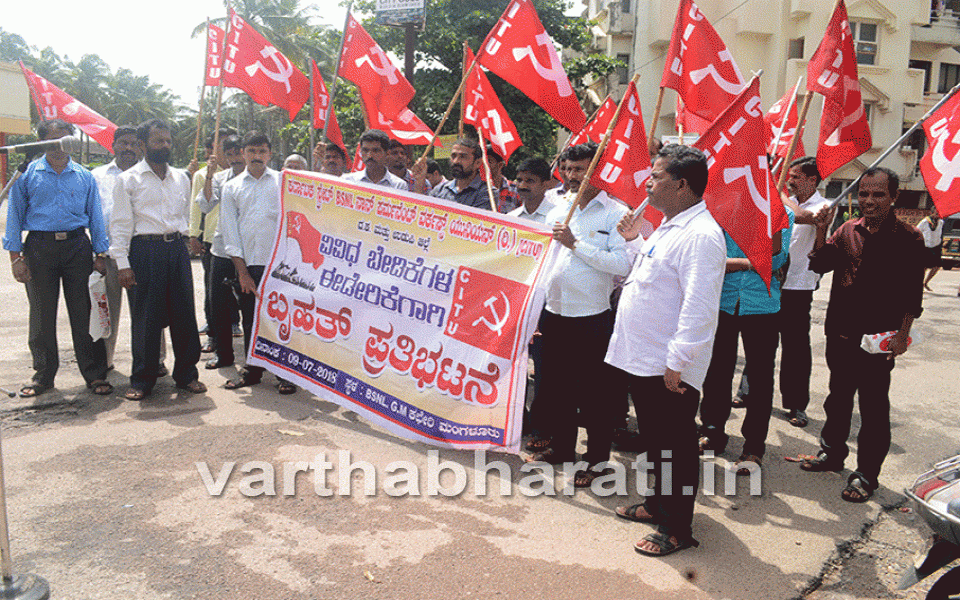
[788,38,805,60]
[910,59,933,93]
[940,62,960,94]
[620,0,631,13]
[616,53,630,85]
[849,21,878,65]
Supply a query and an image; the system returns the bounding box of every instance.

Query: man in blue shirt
[697,211,794,472]
[3,119,113,397]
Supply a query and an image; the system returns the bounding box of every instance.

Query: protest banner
[247,172,556,453]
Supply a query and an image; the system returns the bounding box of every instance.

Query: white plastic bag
[89,272,111,341]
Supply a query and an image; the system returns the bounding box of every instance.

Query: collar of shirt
[656,200,709,233]
[441,174,483,194]
[35,155,82,175]
[511,198,556,220]
[240,167,279,184]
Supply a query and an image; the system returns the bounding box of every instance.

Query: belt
[133,232,183,242]
[30,228,84,241]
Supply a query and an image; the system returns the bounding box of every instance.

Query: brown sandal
[177,380,207,394]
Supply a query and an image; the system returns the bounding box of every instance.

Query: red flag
[920,91,960,217]
[694,78,789,289]
[350,145,364,173]
[338,14,416,122]
[286,211,325,269]
[661,0,745,134]
[569,96,617,147]
[360,92,435,146]
[589,81,652,209]
[205,23,225,86]
[311,60,346,157]
[806,0,871,178]
[222,11,310,121]
[764,81,806,162]
[478,0,585,132]
[19,61,116,151]
[463,47,522,163]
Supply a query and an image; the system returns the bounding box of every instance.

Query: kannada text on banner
[248,172,555,453]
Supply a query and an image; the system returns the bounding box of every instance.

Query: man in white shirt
[93,125,152,372]
[608,144,726,557]
[340,130,407,191]
[916,208,944,290]
[508,158,556,223]
[778,157,833,428]
[218,132,296,395]
[527,142,632,488]
[110,119,206,400]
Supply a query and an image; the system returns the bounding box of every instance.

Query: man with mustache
[419,138,489,210]
[4,119,113,398]
[111,119,206,401]
[218,132,296,394]
[341,129,407,191]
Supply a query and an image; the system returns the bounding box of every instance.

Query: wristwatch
[95,252,109,259]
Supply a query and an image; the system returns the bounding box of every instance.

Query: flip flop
[177,380,207,394]
[18,383,49,398]
[573,467,614,488]
[634,532,699,557]
[224,370,261,390]
[524,437,552,451]
[615,503,656,523]
[87,380,114,396]
[277,381,297,395]
[124,388,148,401]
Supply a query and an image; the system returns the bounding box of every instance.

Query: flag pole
[324,1,353,147]
[648,87,665,150]
[770,77,803,183]
[459,41,468,137]
[775,91,813,193]
[418,51,482,162]
[562,74,640,226]
[191,18,212,164]
[479,140,498,212]
[309,61,315,170]
[211,3,232,162]
[826,80,960,209]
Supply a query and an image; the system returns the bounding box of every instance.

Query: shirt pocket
[629,253,663,286]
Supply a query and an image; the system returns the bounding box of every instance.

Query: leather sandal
[176,380,207,394]
[634,532,699,557]
[19,382,50,398]
[615,503,656,523]
[800,453,843,472]
[87,380,114,396]
[224,370,261,390]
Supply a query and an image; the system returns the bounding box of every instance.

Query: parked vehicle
[942,214,960,270]
[901,454,960,599]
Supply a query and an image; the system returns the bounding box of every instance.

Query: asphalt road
[0,254,957,600]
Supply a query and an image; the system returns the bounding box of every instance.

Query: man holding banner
[219,132,297,395]
[422,139,489,210]
[609,145,725,557]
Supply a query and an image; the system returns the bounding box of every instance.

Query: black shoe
[205,358,234,370]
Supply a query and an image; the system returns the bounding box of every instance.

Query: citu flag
[338,14,416,122]
[693,77,790,290]
[462,47,523,163]
[920,90,960,217]
[221,10,310,121]
[661,0,745,135]
[359,92,435,146]
[19,61,116,151]
[569,96,616,147]
[587,82,663,227]
[806,0,872,178]
[764,80,806,162]
[478,0,586,133]
[205,23,225,86]
[311,59,347,158]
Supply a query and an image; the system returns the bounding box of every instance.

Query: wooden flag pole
[562,74,640,226]
[418,51,482,162]
[308,61,315,170]
[191,18,212,164]
[775,91,813,193]
[458,41,468,137]
[323,1,353,145]
[770,77,803,183]
[648,87,665,149]
[479,139,498,212]
[211,3,232,161]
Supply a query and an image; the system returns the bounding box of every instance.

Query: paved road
[0,254,956,600]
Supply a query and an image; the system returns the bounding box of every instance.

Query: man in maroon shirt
[799,167,925,503]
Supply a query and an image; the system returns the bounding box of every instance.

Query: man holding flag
[609,144,726,557]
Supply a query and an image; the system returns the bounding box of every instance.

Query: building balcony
[912,13,960,48]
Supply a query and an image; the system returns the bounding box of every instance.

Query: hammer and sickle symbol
[245,46,294,93]
[471,291,511,336]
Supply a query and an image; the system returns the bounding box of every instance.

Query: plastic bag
[89,272,111,341]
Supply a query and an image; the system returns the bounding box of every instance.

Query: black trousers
[200,242,212,329]
[535,310,620,465]
[236,265,288,383]
[819,335,895,485]
[700,311,779,457]
[23,231,107,386]
[210,255,239,364]
[127,237,200,391]
[625,374,701,540]
[779,289,814,411]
